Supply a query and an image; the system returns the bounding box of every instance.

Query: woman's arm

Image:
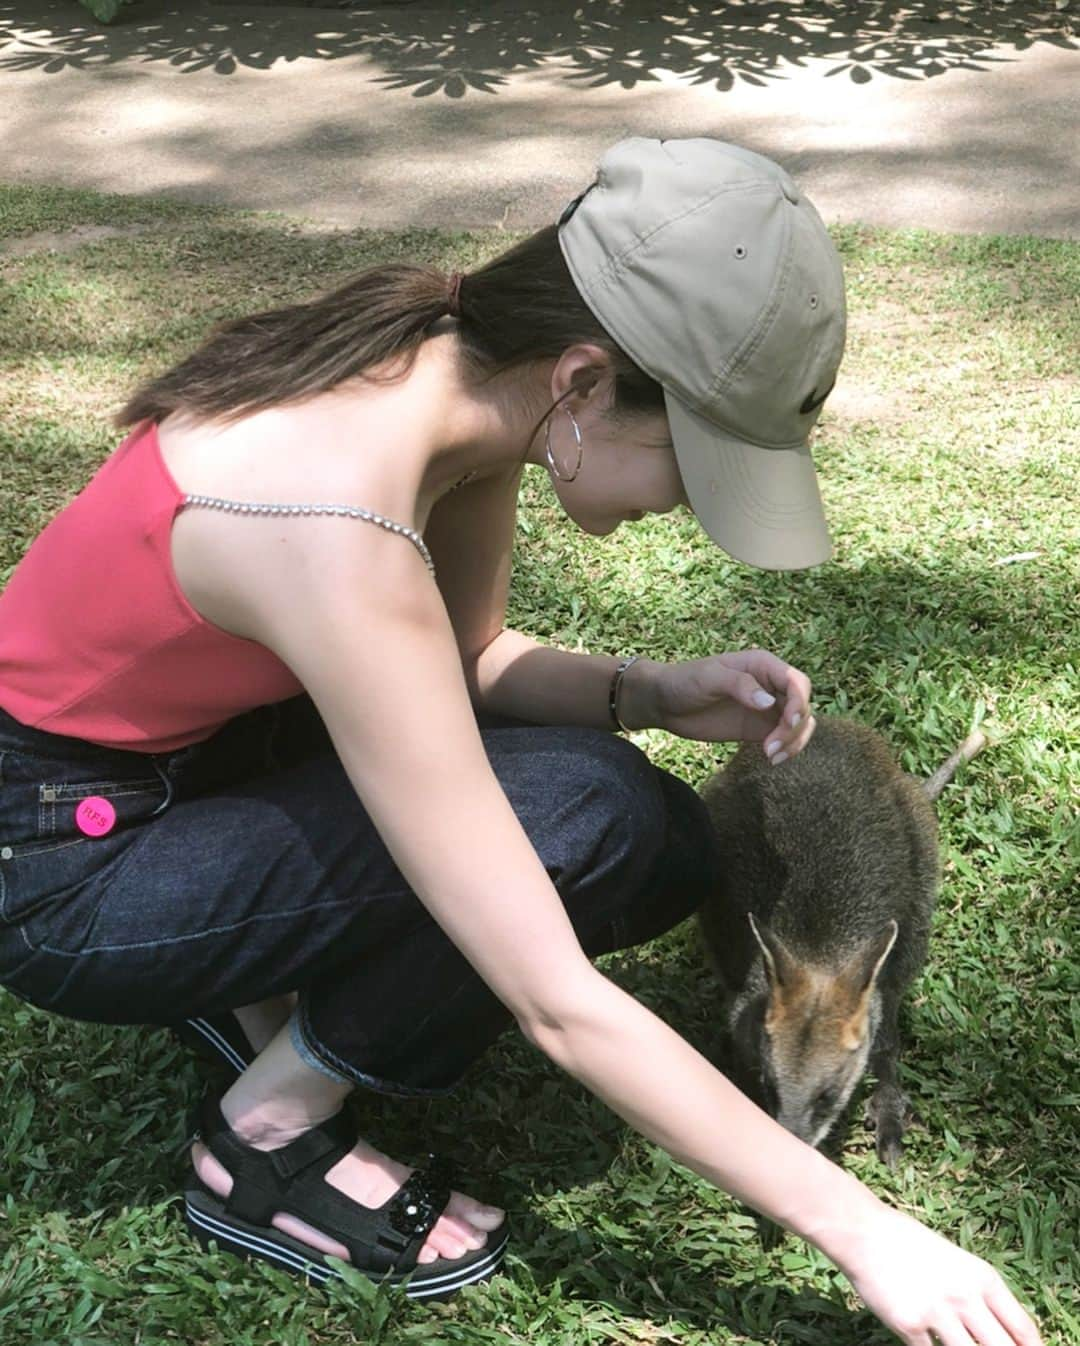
[427,474,812,756]
[234,517,855,1231]
[426,469,653,729]
[221,515,1038,1346]
[472,633,816,758]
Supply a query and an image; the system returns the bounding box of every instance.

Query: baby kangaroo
[699,716,984,1172]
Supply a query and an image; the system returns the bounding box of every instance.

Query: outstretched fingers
[985,1280,1045,1346]
[959,1303,1030,1346]
[879,1278,1043,1346]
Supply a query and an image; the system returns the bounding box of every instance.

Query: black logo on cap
[557,178,600,228]
[799,378,836,415]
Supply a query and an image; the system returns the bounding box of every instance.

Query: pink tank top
[0,423,304,752]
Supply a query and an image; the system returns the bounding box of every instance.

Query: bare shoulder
[156,401,398,505]
[159,399,431,641]
[174,482,442,683]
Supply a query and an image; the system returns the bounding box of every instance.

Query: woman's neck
[379,331,544,506]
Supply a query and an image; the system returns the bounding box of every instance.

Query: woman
[0,139,1041,1342]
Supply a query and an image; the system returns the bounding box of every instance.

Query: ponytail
[116,230,662,428]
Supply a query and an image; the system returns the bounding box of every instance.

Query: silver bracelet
[609,655,642,733]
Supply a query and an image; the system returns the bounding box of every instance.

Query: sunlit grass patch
[0,185,1076,1346]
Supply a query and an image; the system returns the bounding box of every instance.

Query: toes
[432,1210,487,1250]
[191,1140,234,1199]
[446,1189,505,1231]
[423,1226,473,1262]
[416,1191,504,1266]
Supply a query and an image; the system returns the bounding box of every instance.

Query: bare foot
[191,1133,504,1266]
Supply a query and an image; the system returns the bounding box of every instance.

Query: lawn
[0,185,1077,1346]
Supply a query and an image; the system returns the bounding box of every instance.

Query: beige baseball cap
[557,138,846,570]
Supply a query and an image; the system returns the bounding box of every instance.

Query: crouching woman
[0,139,1041,1344]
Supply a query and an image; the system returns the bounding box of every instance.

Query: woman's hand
[835,1206,1042,1346]
[624,650,815,761]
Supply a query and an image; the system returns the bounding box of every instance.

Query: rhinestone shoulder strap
[181,494,435,578]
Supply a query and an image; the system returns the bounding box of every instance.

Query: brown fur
[698,717,980,1188]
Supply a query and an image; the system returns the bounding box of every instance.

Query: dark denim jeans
[0,695,722,1095]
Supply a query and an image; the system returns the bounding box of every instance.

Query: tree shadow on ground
[0,985,885,1345]
[1,853,1067,1343]
[0,0,1074,93]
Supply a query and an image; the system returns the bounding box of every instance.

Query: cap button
[780,179,800,205]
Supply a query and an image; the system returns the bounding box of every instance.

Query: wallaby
[699,717,985,1177]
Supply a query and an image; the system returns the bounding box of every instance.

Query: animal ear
[855,920,900,994]
[840,921,899,1050]
[747,912,796,990]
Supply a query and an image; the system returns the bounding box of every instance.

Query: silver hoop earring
[545,408,584,483]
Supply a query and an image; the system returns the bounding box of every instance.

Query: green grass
[1,183,1077,1346]
[0,185,236,241]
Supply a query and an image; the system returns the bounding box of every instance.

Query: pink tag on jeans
[76,796,116,838]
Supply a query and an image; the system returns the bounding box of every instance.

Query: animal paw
[756,1214,784,1250]
[865,1085,912,1168]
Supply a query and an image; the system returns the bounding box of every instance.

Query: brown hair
[115,226,664,428]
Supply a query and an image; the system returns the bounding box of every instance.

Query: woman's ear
[550,344,616,410]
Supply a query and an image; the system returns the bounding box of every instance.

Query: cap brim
[665,389,832,570]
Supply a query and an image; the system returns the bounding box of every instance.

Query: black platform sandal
[172,1015,255,1077]
[184,1094,508,1300]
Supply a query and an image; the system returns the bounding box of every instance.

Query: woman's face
[546,406,690,537]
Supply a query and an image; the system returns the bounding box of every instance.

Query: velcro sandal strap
[192,1094,463,1276]
[318,1153,454,1274]
[194,1092,358,1226]
[268,1109,355,1180]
